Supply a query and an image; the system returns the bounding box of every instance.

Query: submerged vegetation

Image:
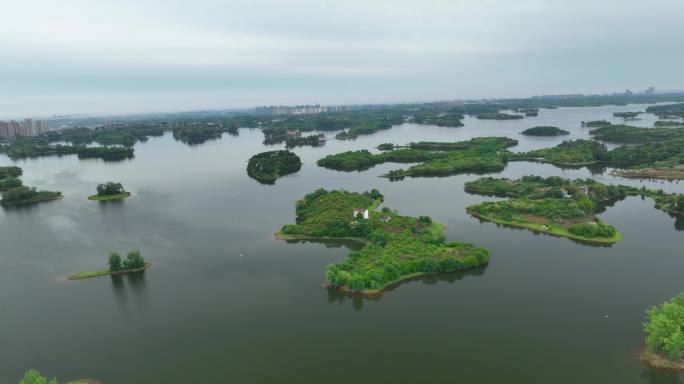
[278,189,488,295]
[247,150,302,184]
[521,126,569,136]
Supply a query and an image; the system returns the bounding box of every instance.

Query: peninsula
[276,189,489,295]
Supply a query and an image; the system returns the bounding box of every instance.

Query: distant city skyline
[2,0,683,118]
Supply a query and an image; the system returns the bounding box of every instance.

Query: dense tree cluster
[108,250,146,272]
[96,182,125,196]
[589,125,684,143]
[521,126,569,136]
[280,189,488,292]
[646,103,684,119]
[246,150,302,184]
[644,291,684,361]
[0,186,61,206]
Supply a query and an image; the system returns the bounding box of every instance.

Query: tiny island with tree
[521,126,569,136]
[68,250,150,280]
[246,150,302,184]
[87,181,130,201]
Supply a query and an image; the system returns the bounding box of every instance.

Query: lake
[1,104,683,383]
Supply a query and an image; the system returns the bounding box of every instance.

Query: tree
[97,181,124,196]
[108,252,122,272]
[122,250,145,270]
[19,369,58,384]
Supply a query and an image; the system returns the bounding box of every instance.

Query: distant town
[0,118,50,139]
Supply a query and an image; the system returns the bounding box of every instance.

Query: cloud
[0,0,683,117]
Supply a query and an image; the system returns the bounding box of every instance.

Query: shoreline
[0,194,63,207]
[68,262,152,280]
[467,209,622,244]
[274,231,369,245]
[641,350,684,371]
[87,191,131,201]
[327,271,447,298]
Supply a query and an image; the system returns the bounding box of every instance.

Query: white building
[352,208,369,219]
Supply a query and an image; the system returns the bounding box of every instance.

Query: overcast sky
[1,0,683,118]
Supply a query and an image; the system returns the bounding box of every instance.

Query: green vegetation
[521,126,569,136]
[465,176,684,242]
[335,117,402,140]
[68,250,148,280]
[278,189,488,295]
[509,140,606,165]
[411,111,464,127]
[1,186,62,207]
[582,120,612,127]
[476,112,524,120]
[655,120,684,127]
[613,111,642,119]
[643,291,684,365]
[0,166,22,179]
[285,134,325,148]
[0,166,23,191]
[317,137,517,179]
[246,150,302,184]
[88,181,130,201]
[0,136,134,161]
[647,103,684,119]
[19,369,58,384]
[589,125,684,143]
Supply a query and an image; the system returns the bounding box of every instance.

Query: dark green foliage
[411,111,464,127]
[511,140,607,165]
[281,189,488,292]
[476,112,524,120]
[647,103,684,119]
[0,177,22,191]
[1,186,61,206]
[247,150,302,184]
[613,111,642,119]
[568,221,616,238]
[96,181,125,196]
[582,120,612,127]
[108,252,122,272]
[0,166,22,179]
[377,143,395,151]
[285,134,325,148]
[589,125,684,143]
[655,120,684,127]
[521,126,569,136]
[77,146,134,161]
[122,250,145,270]
[644,292,684,360]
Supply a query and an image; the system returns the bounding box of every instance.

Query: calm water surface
[1,104,683,383]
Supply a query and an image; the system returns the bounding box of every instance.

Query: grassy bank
[68,262,151,280]
[87,192,131,201]
[467,209,622,244]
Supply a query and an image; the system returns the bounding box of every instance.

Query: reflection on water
[641,367,683,384]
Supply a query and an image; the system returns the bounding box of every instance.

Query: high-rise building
[0,121,9,139]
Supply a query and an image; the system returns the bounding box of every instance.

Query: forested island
[582,120,612,127]
[589,125,684,143]
[643,291,684,370]
[68,250,149,280]
[521,126,569,136]
[317,137,517,179]
[246,150,302,184]
[465,176,684,243]
[277,189,489,295]
[646,103,684,119]
[476,112,524,120]
[613,111,642,119]
[88,182,130,201]
[0,136,134,161]
[0,166,62,207]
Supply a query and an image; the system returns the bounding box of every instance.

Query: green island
[246,150,302,184]
[464,176,684,243]
[0,166,23,191]
[68,250,149,280]
[87,181,130,201]
[581,120,612,127]
[642,291,684,370]
[655,120,684,127]
[646,103,684,119]
[19,368,100,384]
[410,110,464,127]
[276,189,489,295]
[589,124,684,143]
[613,111,642,119]
[317,137,517,179]
[476,112,524,120]
[508,139,605,166]
[521,126,569,136]
[335,117,402,140]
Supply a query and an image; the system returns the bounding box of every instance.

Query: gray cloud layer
[1,0,683,117]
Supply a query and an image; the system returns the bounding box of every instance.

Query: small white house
[353,208,369,219]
